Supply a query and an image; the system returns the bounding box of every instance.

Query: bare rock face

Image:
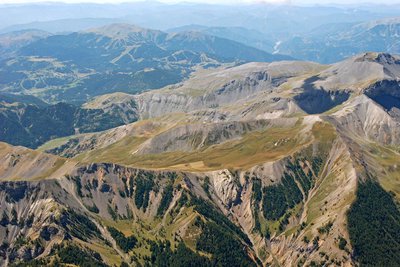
[134,61,322,120]
[328,95,400,145]
[209,170,241,208]
[135,93,190,119]
[0,181,74,266]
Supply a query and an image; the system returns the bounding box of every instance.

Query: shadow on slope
[294,76,350,114]
[365,80,400,111]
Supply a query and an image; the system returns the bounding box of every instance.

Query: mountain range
[0,50,400,266]
[0,24,289,105]
[0,3,400,267]
[3,3,400,64]
[279,17,400,63]
[170,17,400,64]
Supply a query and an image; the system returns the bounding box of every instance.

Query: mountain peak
[354,52,400,64]
[310,52,400,93]
[86,23,162,39]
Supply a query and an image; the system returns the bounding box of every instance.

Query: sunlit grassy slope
[364,142,400,199]
[74,119,318,171]
[0,142,74,181]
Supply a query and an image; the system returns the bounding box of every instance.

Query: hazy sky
[0,0,399,4]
